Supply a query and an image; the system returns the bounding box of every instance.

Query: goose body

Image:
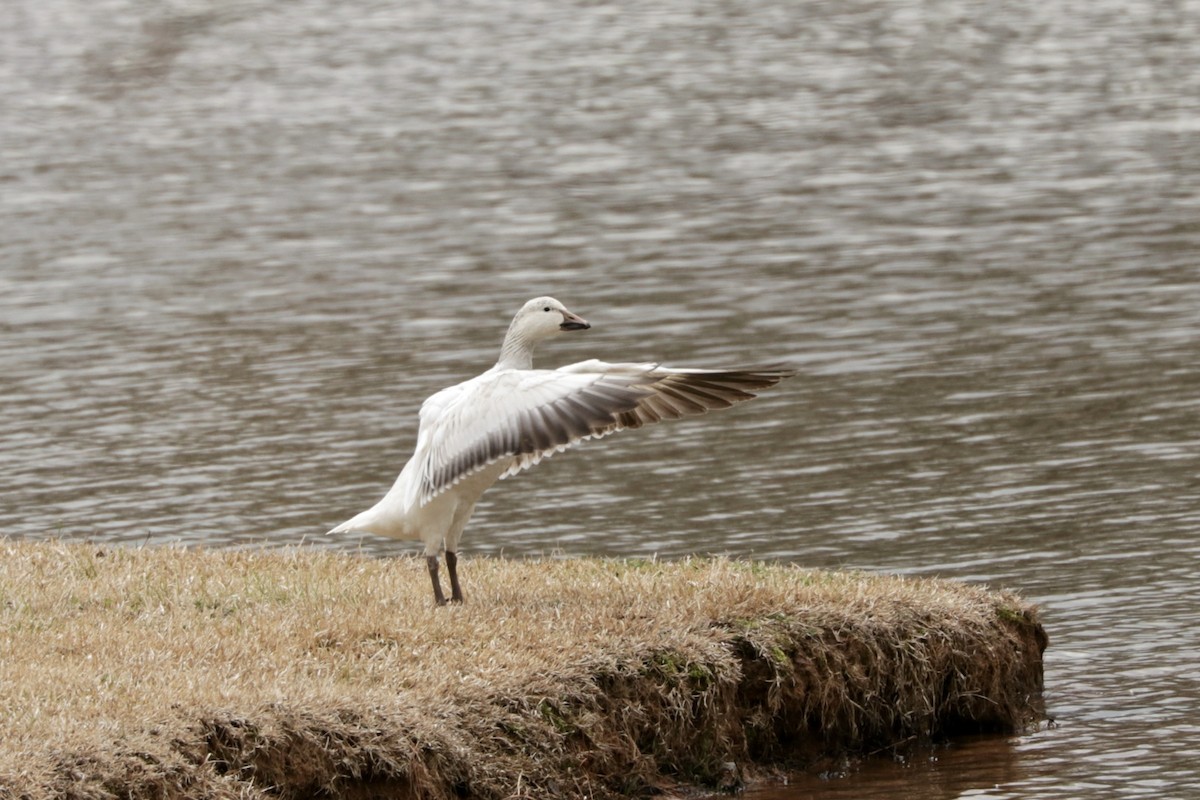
[328,297,793,604]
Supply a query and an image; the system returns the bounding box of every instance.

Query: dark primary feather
[602,366,794,433]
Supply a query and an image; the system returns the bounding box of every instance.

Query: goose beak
[560,310,590,331]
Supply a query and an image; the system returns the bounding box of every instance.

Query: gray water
[3,0,1199,796]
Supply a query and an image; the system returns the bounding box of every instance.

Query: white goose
[328,297,793,604]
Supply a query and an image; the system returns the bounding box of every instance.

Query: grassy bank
[0,541,1046,799]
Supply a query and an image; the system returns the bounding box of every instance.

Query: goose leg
[446,551,464,603]
[427,555,448,606]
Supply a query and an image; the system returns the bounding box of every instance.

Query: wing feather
[411,363,793,504]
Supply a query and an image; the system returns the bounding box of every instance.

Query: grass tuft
[0,541,1046,799]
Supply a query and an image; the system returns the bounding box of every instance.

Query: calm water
[3,0,1199,796]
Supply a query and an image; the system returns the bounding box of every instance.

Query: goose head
[498,297,590,368]
[514,296,590,337]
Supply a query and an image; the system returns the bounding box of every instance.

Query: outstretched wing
[411,362,794,505]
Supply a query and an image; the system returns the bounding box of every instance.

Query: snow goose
[328,296,793,604]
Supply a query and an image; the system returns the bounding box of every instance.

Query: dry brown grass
[0,540,1046,799]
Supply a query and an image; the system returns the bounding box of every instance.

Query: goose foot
[428,553,464,605]
[427,555,448,605]
[446,550,464,604]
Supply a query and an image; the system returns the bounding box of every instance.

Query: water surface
[2,1,1199,796]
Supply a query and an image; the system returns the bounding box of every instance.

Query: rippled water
[3,0,1199,796]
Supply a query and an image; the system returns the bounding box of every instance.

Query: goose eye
[543,306,551,312]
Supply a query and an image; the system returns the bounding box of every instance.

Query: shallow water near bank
[3,0,1199,796]
[743,735,1037,799]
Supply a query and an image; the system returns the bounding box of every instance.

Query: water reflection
[745,735,1029,800]
[2,0,1199,797]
